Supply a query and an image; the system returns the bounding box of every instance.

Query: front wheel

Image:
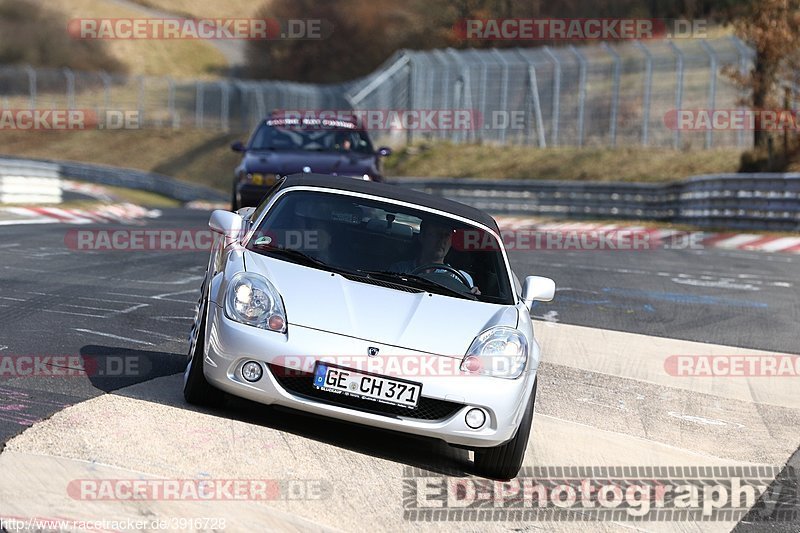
[183,294,225,407]
[472,379,536,480]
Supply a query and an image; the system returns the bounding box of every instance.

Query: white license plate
[312,363,421,409]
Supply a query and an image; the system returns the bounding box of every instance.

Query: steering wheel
[410,263,472,289]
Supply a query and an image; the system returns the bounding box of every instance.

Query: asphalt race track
[0,208,798,532]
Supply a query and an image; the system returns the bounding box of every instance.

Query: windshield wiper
[250,243,343,273]
[356,270,478,301]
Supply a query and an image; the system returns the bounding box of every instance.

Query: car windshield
[248,119,374,154]
[246,190,515,304]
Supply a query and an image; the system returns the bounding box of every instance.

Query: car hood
[244,251,518,356]
[243,150,378,177]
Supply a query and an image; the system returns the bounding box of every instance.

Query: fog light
[465,408,486,429]
[242,361,263,382]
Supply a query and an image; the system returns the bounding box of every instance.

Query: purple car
[230,114,391,210]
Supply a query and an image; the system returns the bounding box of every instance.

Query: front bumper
[202,304,536,448]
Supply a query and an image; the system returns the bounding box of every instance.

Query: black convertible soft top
[275,173,499,232]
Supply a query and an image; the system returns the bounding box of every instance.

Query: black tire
[183,295,225,407]
[472,379,537,480]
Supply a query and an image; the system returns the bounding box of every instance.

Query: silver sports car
[184,174,555,480]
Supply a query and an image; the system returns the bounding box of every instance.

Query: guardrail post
[543,47,561,147]
[634,41,653,146]
[700,40,718,149]
[602,43,621,147]
[669,42,685,149]
[570,46,587,147]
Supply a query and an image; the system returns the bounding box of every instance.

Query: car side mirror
[209,209,244,246]
[231,141,246,152]
[377,146,392,157]
[521,276,555,309]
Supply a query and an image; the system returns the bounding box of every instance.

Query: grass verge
[0,129,244,193]
[384,143,743,182]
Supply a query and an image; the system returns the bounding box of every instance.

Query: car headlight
[225,272,287,332]
[460,327,528,379]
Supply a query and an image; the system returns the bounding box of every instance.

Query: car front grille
[267,364,464,421]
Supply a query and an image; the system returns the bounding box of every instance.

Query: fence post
[406,56,414,146]
[492,49,510,144]
[196,82,205,128]
[543,47,561,147]
[167,77,177,128]
[730,35,752,148]
[63,68,75,109]
[24,65,37,109]
[220,81,230,131]
[98,71,111,112]
[601,43,621,147]
[668,41,684,149]
[700,40,718,148]
[634,41,653,146]
[137,76,146,127]
[528,66,547,148]
[570,46,587,147]
[446,49,472,143]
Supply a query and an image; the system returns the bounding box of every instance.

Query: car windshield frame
[243,187,517,305]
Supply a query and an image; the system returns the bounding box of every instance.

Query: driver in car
[390,219,481,295]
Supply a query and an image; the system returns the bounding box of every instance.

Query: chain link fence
[0,36,759,148]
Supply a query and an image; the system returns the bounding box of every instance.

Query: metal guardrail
[2,154,798,230]
[0,156,226,203]
[0,159,62,204]
[390,175,800,231]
